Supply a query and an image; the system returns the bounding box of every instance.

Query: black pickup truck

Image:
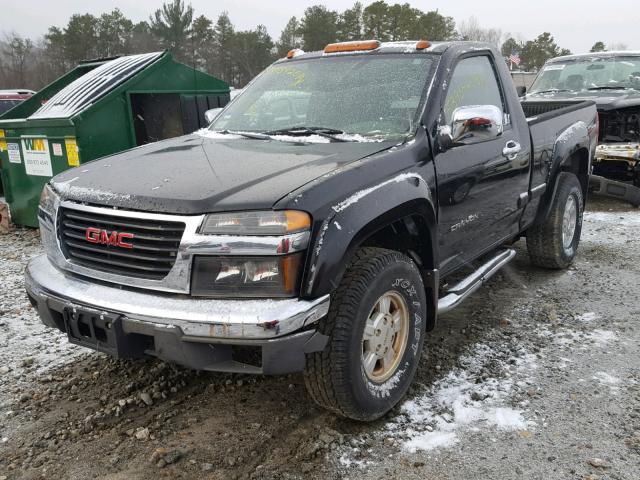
[26,40,598,421]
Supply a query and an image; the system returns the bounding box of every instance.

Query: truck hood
[51,133,396,214]
[525,89,640,111]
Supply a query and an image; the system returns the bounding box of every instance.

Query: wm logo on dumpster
[23,138,47,152]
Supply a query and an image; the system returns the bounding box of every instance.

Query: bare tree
[457,16,502,48]
[607,42,628,52]
[1,32,34,87]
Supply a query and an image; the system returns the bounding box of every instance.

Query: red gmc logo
[85,227,134,249]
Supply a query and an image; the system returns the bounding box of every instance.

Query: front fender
[302,172,437,299]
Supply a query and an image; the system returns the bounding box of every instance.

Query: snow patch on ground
[576,312,598,322]
[0,230,84,409]
[583,211,640,226]
[338,453,370,469]
[593,371,623,394]
[540,325,618,350]
[587,329,617,345]
[404,431,458,452]
[593,371,621,385]
[582,212,640,245]
[390,344,535,453]
[338,341,538,466]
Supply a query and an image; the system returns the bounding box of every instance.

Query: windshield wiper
[587,86,634,91]
[262,126,351,142]
[213,129,270,140]
[530,89,572,94]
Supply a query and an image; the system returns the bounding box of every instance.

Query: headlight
[40,183,57,214]
[191,253,304,297]
[200,210,311,236]
[38,183,58,225]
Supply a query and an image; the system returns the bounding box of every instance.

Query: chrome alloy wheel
[562,195,578,250]
[361,291,410,382]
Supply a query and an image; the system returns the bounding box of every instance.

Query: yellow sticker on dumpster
[0,129,6,152]
[65,138,79,166]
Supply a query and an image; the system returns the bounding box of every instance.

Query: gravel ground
[0,196,639,480]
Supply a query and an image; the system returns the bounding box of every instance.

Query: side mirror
[439,105,504,148]
[204,108,223,124]
[516,86,527,97]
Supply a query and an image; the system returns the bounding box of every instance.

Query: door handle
[503,141,521,160]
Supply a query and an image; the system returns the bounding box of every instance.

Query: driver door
[434,55,530,274]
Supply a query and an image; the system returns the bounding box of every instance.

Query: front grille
[58,206,186,280]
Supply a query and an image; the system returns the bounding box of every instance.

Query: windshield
[530,55,640,93]
[210,54,436,139]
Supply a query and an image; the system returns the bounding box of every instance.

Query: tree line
[1,0,616,91]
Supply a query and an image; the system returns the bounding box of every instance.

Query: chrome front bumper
[25,254,330,340]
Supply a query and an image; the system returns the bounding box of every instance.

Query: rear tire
[303,247,427,421]
[527,172,584,269]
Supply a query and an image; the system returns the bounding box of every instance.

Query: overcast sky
[1,0,637,54]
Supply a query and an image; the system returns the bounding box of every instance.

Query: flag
[509,52,521,66]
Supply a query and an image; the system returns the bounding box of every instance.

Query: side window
[443,56,505,123]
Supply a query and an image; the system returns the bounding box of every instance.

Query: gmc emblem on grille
[85,227,134,249]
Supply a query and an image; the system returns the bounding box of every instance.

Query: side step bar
[438,248,516,314]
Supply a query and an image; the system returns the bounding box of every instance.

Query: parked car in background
[525,51,640,186]
[0,90,35,116]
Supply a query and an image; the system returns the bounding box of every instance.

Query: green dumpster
[0,51,229,227]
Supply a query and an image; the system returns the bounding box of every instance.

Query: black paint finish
[50,42,599,310]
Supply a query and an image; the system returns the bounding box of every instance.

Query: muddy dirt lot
[1,197,639,480]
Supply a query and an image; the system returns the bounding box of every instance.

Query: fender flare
[302,172,438,327]
[535,121,591,223]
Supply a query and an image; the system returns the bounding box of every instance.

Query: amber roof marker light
[416,40,431,50]
[324,40,381,54]
[286,48,304,59]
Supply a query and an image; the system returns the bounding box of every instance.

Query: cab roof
[278,40,495,62]
[549,51,640,63]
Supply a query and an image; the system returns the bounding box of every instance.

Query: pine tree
[299,6,338,51]
[64,14,99,63]
[337,3,363,41]
[189,15,214,71]
[362,1,390,41]
[276,17,300,57]
[212,12,235,83]
[96,9,134,57]
[149,0,194,61]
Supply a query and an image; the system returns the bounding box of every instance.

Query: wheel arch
[534,124,591,225]
[302,175,439,329]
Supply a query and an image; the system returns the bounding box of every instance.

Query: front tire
[303,247,427,421]
[527,172,584,269]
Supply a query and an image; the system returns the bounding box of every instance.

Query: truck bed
[521,100,595,124]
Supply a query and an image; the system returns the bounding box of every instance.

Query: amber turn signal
[324,40,381,54]
[284,210,311,233]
